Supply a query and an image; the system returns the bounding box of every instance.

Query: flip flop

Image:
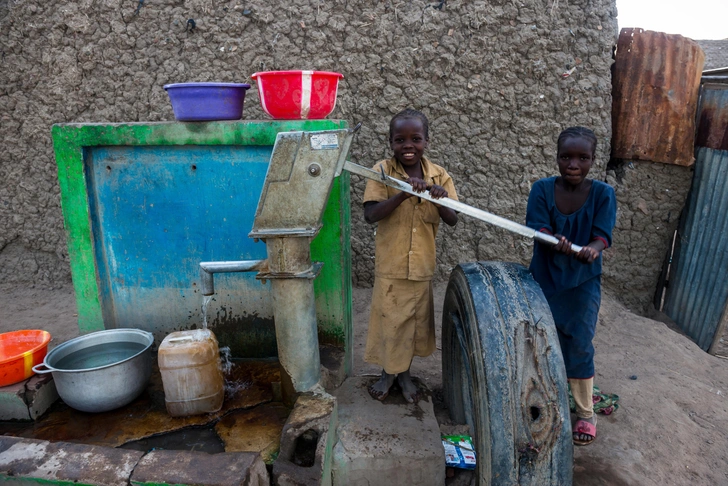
[573,417,597,446]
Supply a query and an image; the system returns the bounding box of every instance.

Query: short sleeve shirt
[363,157,458,281]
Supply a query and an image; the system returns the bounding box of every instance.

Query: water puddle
[0,359,283,456]
[119,425,225,454]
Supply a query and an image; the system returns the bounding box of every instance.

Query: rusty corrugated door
[611,29,705,166]
[663,82,728,352]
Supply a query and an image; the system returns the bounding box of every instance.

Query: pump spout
[199,260,268,296]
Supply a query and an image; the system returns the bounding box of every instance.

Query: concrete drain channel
[0,360,335,486]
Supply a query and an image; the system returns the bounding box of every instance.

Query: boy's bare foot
[397,370,419,403]
[369,370,395,401]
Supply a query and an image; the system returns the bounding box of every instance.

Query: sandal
[573,417,597,446]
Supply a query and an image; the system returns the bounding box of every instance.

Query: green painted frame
[51,120,352,372]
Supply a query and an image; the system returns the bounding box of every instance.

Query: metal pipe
[199,260,268,296]
[264,237,321,394]
[344,160,584,254]
[270,278,320,392]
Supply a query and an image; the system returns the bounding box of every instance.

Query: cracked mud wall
[606,161,694,314]
[3,0,681,313]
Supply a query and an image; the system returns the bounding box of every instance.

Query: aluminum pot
[33,329,154,413]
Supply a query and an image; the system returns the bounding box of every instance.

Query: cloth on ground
[569,384,620,415]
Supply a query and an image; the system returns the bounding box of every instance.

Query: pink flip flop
[573,417,597,446]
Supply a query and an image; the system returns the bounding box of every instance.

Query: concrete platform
[331,377,445,486]
[0,436,269,486]
[273,393,337,486]
[131,449,268,486]
[0,436,143,485]
[0,374,58,421]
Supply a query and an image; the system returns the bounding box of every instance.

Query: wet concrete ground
[0,359,289,464]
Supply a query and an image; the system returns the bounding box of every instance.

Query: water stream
[201,295,212,329]
[200,296,252,396]
[219,345,252,396]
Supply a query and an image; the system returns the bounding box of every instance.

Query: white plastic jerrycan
[158,329,225,417]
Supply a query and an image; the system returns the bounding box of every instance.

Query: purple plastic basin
[163,82,251,121]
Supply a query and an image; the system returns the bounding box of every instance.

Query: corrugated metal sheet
[696,83,728,151]
[663,147,728,351]
[611,28,705,166]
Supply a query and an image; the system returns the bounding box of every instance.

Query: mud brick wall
[605,161,693,314]
[1,0,682,314]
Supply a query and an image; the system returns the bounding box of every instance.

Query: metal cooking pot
[33,328,154,413]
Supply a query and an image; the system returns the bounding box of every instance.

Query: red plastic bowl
[251,70,344,120]
[0,330,51,387]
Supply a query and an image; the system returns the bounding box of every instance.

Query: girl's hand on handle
[575,246,600,264]
[552,234,574,255]
[553,234,602,263]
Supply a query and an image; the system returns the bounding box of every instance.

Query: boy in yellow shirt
[363,109,458,403]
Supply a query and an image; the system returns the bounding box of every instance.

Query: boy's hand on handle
[404,178,449,199]
[405,177,430,196]
[403,178,457,226]
[428,184,448,199]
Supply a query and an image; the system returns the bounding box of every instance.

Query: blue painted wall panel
[86,145,278,357]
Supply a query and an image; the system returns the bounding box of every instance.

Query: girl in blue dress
[526,126,617,446]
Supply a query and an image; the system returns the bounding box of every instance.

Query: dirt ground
[1,281,727,485]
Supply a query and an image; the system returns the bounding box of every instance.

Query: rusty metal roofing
[611,28,705,166]
[664,147,728,352]
[696,83,728,151]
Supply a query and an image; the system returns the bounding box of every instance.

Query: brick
[131,449,268,486]
[0,436,143,486]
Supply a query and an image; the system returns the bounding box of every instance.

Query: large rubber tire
[442,262,573,485]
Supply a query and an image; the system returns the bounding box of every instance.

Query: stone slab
[0,382,30,421]
[131,449,269,486]
[0,374,59,421]
[273,393,337,486]
[25,374,59,420]
[331,377,445,486]
[0,436,144,485]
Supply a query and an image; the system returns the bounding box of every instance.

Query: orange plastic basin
[0,330,51,387]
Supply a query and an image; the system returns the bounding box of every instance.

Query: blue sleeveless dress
[526,177,617,379]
